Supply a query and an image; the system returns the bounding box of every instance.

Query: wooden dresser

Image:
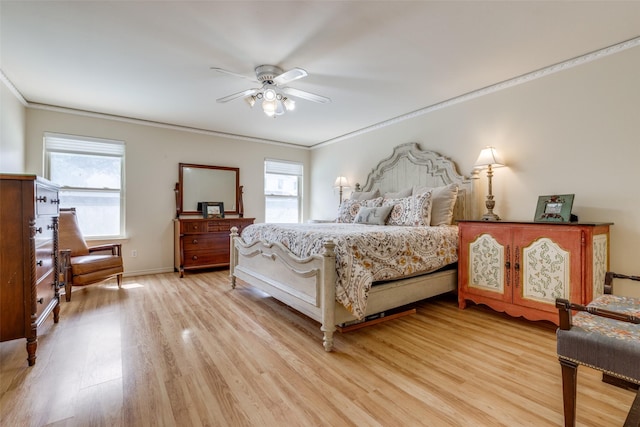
[458,220,611,325]
[0,174,61,365]
[174,217,254,277]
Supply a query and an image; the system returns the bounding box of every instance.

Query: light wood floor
[1,270,635,426]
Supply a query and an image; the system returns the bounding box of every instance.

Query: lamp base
[480,212,501,221]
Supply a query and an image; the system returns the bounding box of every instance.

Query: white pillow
[413,184,458,226]
[349,189,380,201]
[354,206,393,225]
[383,187,412,199]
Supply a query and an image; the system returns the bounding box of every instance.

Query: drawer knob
[47,224,54,230]
[51,198,60,204]
[37,297,44,304]
[37,260,43,266]
[192,239,198,244]
[192,255,198,260]
[37,196,47,203]
[35,227,43,234]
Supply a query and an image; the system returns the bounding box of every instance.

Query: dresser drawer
[182,249,229,267]
[35,269,56,319]
[206,220,232,232]
[182,233,228,251]
[181,221,203,233]
[35,186,59,216]
[35,241,55,281]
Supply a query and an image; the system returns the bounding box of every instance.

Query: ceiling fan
[212,65,331,117]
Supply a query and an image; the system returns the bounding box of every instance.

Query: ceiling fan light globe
[245,96,256,108]
[275,100,285,116]
[283,97,295,111]
[263,88,277,101]
[262,99,277,115]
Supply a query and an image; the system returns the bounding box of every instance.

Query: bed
[229,143,475,351]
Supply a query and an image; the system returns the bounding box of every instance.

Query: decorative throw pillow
[336,197,383,223]
[383,187,412,199]
[413,183,459,226]
[349,189,380,201]
[412,190,433,226]
[382,196,414,226]
[354,206,393,225]
[382,191,433,226]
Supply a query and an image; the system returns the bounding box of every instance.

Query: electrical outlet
[131,250,137,258]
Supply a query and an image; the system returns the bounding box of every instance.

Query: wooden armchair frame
[556,272,640,427]
[58,208,123,302]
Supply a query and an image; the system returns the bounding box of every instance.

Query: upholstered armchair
[556,272,640,427]
[58,208,123,302]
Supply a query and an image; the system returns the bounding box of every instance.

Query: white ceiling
[2,1,640,148]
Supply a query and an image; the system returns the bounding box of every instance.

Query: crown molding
[0,70,28,106]
[311,36,640,150]
[27,103,308,150]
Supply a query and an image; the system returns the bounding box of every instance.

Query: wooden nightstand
[457,220,612,325]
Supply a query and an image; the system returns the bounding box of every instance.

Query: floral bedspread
[240,223,458,319]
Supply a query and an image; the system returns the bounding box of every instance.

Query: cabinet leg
[26,337,37,366]
[53,301,60,323]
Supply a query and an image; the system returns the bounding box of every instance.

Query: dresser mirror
[178,163,242,216]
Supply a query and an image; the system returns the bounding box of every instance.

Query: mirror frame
[177,163,241,216]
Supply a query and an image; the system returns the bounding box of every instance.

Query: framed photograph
[534,194,574,222]
[200,201,224,219]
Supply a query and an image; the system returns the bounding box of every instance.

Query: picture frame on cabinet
[534,194,574,222]
[200,202,224,219]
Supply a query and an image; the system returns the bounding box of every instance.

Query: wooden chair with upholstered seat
[58,208,123,301]
[556,272,640,427]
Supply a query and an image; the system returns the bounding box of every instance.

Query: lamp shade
[334,176,350,188]
[474,146,505,168]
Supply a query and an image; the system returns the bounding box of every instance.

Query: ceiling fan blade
[210,67,258,82]
[216,88,259,103]
[281,87,331,104]
[272,68,308,85]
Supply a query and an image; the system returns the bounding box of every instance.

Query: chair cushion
[59,211,90,256]
[557,295,640,383]
[70,255,123,285]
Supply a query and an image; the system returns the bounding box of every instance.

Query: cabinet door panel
[513,228,583,312]
[459,224,512,304]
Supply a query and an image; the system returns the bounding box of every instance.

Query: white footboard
[230,227,337,351]
[230,227,458,351]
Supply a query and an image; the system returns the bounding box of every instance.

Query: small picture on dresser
[534,194,574,222]
[201,202,224,219]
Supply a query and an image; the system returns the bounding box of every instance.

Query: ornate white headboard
[356,143,474,222]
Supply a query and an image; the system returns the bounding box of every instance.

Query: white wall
[24,109,309,275]
[0,80,26,172]
[311,46,640,297]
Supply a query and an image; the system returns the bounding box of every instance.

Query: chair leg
[624,387,640,427]
[560,358,578,427]
[117,274,122,288]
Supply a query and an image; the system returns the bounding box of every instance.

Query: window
[264,159,302,223]
[44,133,125,238]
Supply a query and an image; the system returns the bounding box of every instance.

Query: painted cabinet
[458,220,611,325]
